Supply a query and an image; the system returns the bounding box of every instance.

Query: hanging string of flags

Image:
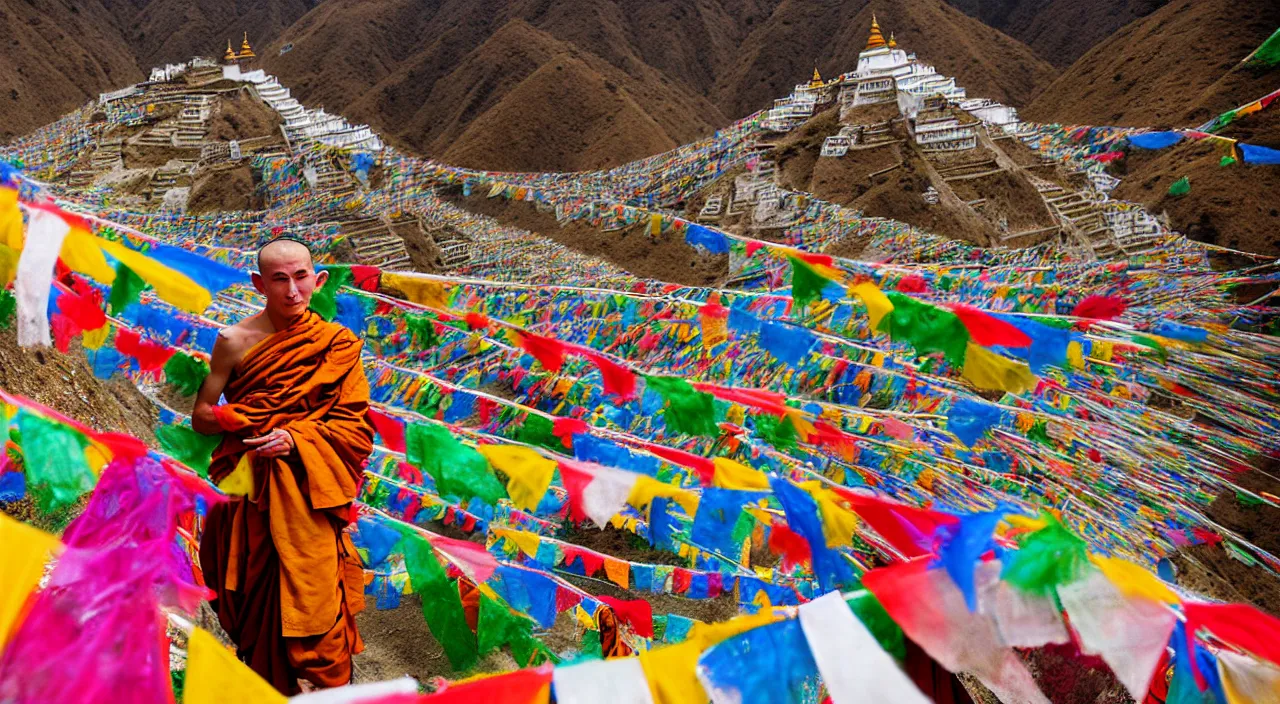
[0,54,1279,704]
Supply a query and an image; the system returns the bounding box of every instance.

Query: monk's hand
[245,428,295,458]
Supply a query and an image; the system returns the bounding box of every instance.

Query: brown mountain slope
[714,0,1056,120]
[121,0,320,69]
[1023,0,1280,126]
[1110,109,1280,256]
[259,0,1055,171]
[945,0,1167,66]
[0,0,142,140]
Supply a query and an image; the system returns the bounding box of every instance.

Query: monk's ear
[251,272,265,294]
[314,269,329,288]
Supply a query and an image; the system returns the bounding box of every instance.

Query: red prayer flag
[368,408,407,453]
[948,304,1031,348]
[1072,295,1128,320]
[425,665,554,703]
[558,461,595,524]
[114,327,175,372]
[1184,602,1280,686]
[833,488,958,558]
[768,519,812,570]
[583,351,637,402]
[596,596,653,638]
[637,442,715,485]
[552,417,589,450]
[516,332,567,373]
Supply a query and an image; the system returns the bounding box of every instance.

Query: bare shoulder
[214,315,274,369]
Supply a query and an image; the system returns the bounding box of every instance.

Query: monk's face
[252,241,328,321]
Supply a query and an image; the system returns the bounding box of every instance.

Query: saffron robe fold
[199,311,375,694]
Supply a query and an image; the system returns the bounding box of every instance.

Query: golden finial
[866,14,887,50]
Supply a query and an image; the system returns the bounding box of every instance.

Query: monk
[194,238,374,694]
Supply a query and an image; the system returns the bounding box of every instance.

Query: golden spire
[866,14,887,50]
[889,32,897,49]
[238,31,256,58]
[810,67,823,87]
[224,40,237,62]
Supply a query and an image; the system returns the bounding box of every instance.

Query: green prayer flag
[156,423,224,478]
[883,292,970,366]
[643,375,719,438]
[400,530,479,671]
[788,256,831,312]
[108,261,148,315]
[516,413,560,452]
[17,410,95,513]
[754,412,797,452]
[845,589,906,662]
[0,289,14,330]
[1247,27,1280,67]
[477,594,541,666]
[1220,155,1238,167]
[405,312,438,349]
[310,265,354,321]
[1167,176,1190,197]
[404,422,506,504]
[163,350,210,397]
[1001,514,1089,597]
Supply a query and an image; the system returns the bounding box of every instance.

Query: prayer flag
[184,627,287,704]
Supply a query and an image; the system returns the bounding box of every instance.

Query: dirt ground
[0,330,158,443]
[1110,110,1280,256]
[392,219,444,273]
[442,189,728,286]
[187,164,262,213]
[1171,464,1280,616]
[206,89,284,143]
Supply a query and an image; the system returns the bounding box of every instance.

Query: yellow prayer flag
[477,445,556,512]
[0,243,19,287]
[1090,555,1179,604]
[628,476,699,516]
[495,528,543,559]
[183,627,287,704]
[0,187,23,252]
[649,213,663,236]
[711,457,769,490]
[961,342,1037,395]
[639,611,779,704]
[81,324,110,350]
[1067,341,1085,370]
[99,239,211,313]
[801,483,860,548]
[849,281,893,332]
[217,453,255,497]
[381,272,449,310]
[60,229,116,284]
[0,514,60,647]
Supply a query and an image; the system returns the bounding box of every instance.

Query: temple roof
[224,40,237,62]
[865,14,887,50]
[809,67,823,87]
[889,32,897,49]
[238,32,256,59]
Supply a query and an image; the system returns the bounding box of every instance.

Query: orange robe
[199,311,374,695]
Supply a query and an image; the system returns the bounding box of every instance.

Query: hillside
[945,0,1168,67]
[1023,0,1280,126]
[257,0,1056,171]
[0,0,309,141]
[1110,109,1280,255]
[0,0,142,141]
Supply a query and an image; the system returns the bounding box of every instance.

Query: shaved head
[256,237,314,273]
